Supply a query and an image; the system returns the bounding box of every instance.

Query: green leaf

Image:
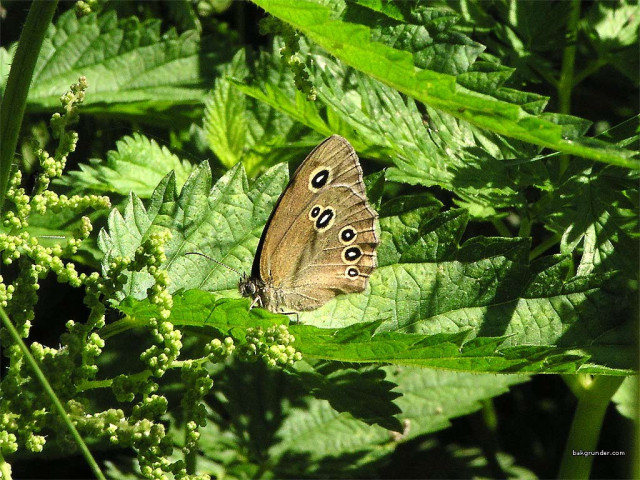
[585,1,640,83]
[0,45,13,101]
[250,0,639,168]
[111,291,594,375]
[338,0,486,75]
[291,361,403,431]
[201,359,527,477]
[204,46,321,175]
[233,40,547,216]
[58,133,195,197]
[100,162,634,374]
[612,376,638,421]
[99,160,288,301]
[381,366,529,441]
[451,1,573,85]
[299,210,633,373]
[4,10,230,124]
[541,162,639,277]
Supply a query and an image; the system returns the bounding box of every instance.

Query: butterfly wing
[254,135,378,312]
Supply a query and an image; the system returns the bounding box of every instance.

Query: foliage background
[0,0,637,479]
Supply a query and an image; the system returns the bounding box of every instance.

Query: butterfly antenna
[184,252,243,276]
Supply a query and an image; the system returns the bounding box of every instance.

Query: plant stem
[517,214,531,238]
[556,0,581,178]
[529,234,561,260]
[185,426,197,475]
[491,219,512,237]
[0,307,106,480]
[558,374,625,479]
[0,0,58,214]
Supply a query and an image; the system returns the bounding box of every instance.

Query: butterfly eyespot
[308,166,332,192]
[308,205,322,221]
[345,266,360,279]
[341,246,362,264]
[339,226,357,245]
[315,207,335,231]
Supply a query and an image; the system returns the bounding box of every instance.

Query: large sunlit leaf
[1,10,231,124]
[250,0,639,168]
[100,163,634,374]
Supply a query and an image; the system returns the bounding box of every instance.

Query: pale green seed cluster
[75,0,97,16]
[0,77,218,480]
[241,325,303,367]
[68,397,189,480]
[141,317,183,378]
[259,17,317,101]
[180,364,214,454]
[0,77,116,464]
[204,336,235,361]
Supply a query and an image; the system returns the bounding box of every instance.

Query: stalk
[0,307,106,480]
[0,0,58,213]
[558,374,625,479]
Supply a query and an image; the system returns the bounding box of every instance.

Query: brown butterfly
[238,135,379,313]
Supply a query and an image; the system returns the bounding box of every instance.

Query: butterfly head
[239,275,274,310]
[238,274,266,299]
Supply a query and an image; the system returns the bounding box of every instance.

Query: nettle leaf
[612,376,638,421]
[110,292,586,374]
[291,361,403,431]
[381,366,529,442]
[3,10,229,123]
[202,360,527,478]
[233,37,547,217]
[451,1,572,85]
[203,46,322,176]
[338,0,486,76]
[542,162,639,277]
[298,207,632,373]
[99,161,288,301]
[584,1,639,83]
[58,133,194,197]
[250,0,639,168]
[100,164,632,374]
[268,369,527,476]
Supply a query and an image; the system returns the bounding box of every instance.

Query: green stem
[0,307,106,480]
[185,427,197,474]
[0,0,58,214]
[491,219,512,237]
[558,375,624,479]
[556,0,581,178]
[517,214,531,238]
[99,316,152,339]
[573,58,607,87]
[529,234,561,261]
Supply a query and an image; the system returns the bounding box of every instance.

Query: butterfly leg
[280,311,299,323]
[249,296,263,310]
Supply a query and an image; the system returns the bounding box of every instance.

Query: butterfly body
[239,135,379,313]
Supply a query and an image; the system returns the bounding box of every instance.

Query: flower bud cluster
[0,77,116,464]
[180,364,213,454]
[141,317,183,378]
[204,336,235,361]
[240,324,302,367]
[259,17,317,101]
